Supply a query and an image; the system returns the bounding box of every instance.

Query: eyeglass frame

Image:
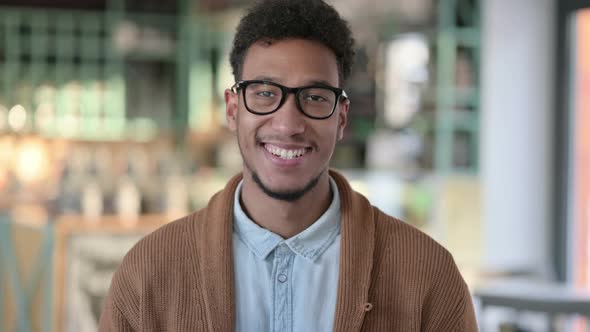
[230,80,349,120]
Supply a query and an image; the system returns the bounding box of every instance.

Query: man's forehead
[249,75,336,87]
[240,39,340,86]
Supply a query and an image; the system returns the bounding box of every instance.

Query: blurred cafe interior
[0,0,589,331]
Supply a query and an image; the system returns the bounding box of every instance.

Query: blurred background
[0,0,587,331]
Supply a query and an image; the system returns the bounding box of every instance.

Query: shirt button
[278,244,289,254]
[278,274,288,283]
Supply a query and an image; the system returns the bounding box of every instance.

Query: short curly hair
[229,0,355,86]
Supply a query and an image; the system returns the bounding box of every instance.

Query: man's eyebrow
[252,75,282,83]
[306,79,337,87]
[251,76,337,87]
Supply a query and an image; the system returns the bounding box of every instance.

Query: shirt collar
[233,177,341,263]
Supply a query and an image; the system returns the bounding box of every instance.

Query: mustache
[255,133,316,148]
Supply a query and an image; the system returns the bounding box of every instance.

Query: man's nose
[270,93,306,135]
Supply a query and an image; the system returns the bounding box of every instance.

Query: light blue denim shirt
[232,177,341,332]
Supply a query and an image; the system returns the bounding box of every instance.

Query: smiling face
[225,38,349,201]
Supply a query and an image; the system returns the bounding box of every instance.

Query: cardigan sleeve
[98,287,135,332]
[455,287,479,332]
[442,282,479,332]
[98,253,141,332]
[421,280,478,331]
[420,251,479,332]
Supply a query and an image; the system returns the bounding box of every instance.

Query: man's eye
[306,95,327,102]
[256,91,275,98]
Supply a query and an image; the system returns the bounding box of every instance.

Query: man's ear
[337,99,349,141]
[225,89,238,132]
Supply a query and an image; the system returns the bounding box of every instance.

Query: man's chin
[251,171,322,202]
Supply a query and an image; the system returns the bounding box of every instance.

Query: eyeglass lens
[244,82,337,118]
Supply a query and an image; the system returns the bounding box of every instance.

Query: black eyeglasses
[231,80,348,120]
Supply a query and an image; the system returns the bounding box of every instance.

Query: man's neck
[239,173,333,239]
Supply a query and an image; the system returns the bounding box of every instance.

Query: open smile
[263,143,311,159]
[259,143,313,166]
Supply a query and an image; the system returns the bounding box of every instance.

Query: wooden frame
[53,215,167,332]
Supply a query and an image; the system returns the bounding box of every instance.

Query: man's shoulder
[114,210,205,279]
[371,207,455,264]
[103,210,211,325]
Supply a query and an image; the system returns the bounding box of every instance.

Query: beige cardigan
[99,170,478,331]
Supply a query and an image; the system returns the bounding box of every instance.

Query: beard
[236,129,325,202]
[250,167,323,202]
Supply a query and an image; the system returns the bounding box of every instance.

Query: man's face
[225,38,349,200]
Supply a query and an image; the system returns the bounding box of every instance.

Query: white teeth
[265,145,307,160]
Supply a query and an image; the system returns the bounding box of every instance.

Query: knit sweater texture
[99,170,478,331]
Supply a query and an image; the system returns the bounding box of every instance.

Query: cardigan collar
[190,169,376,332]
[232,177,341,263]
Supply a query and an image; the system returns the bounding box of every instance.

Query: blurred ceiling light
[35,84,57,104]
[64,81,82,106]
[384,34,429,128]
[61,114,79,138]
[35,102,55,132]
[8,104,27,132]
[15,139,49,183]
[389,34,429,81]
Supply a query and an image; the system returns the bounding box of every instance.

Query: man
[99,0,478,331]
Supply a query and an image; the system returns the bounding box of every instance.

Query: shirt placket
[272,244,294,332]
